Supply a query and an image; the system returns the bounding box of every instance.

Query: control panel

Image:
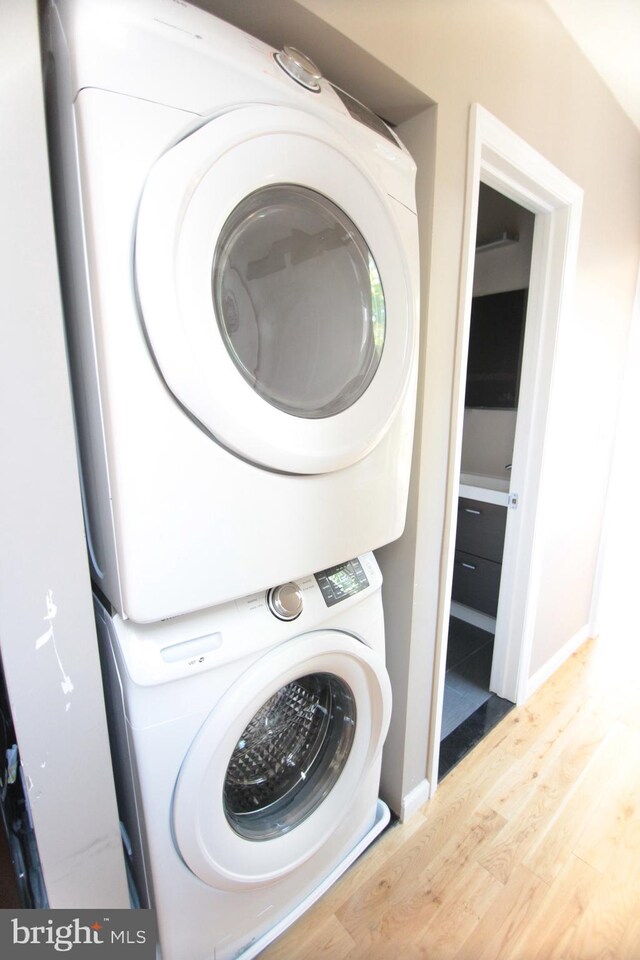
[314,557,370,607]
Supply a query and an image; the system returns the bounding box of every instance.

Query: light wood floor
[262,631,640,959]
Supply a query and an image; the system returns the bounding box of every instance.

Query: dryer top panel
[47,0,415,190]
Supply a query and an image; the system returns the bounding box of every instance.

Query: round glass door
[213,185,386,418]
[135,105,417,473]
[171,631,391,889]
[224,672,356,841]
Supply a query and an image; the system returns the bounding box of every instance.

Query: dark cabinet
[451,497,507,616]
[456,498,506,563]
[452,549,502,617]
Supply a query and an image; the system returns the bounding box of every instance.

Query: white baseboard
[450,601,496,635]
[400,778,431,822]
[525,623,591,700]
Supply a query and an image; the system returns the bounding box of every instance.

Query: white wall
[473,187,535,297]
[0,0,128,907]
[591,266,640,642]
[461,409,517,480]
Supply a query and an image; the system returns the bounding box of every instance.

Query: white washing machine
[94,552,391,960]
[44,0,420,624]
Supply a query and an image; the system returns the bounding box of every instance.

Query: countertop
[459,472,510,506]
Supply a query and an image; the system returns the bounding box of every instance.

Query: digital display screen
[314,558,369,606]
[328,568,358,592]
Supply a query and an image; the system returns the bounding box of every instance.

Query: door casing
[428,104,583,791]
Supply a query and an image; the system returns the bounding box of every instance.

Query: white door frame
[428,105,582,790]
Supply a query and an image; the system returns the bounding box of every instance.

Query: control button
[267,582,304,621]
[274,45,322,91]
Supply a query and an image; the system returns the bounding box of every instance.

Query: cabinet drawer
[456,498,507,563]
[452,549,502,617]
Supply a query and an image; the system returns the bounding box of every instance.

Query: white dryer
[45,0,419,622]
[95,553,391,960]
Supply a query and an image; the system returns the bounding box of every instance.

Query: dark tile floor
[439,616,514,780]
[439,693,514,780]
[441,617,495,739]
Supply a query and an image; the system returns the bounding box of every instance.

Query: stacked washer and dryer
[44,0,419,957]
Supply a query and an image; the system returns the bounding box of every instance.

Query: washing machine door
[135,105,415,474]
[172,632,391,891]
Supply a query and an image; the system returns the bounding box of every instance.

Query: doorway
[428,105,583,791]
[440,185,535,778]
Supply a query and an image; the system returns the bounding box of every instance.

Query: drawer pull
[464,508,482,515]
[461,562,477,570]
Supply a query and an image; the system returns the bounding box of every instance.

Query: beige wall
[293,0,640,789]
[376,107,437,812]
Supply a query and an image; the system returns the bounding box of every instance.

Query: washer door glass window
[172,632,391,889]
[213,186,385,419]
[224,672,355,841]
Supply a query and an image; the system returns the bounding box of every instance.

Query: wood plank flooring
[261,631,640,959]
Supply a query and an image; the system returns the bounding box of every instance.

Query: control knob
[267,581,304,621]
[274,46,322,91]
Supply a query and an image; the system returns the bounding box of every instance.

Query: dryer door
[135,105,416,474]
[172,632,391,891]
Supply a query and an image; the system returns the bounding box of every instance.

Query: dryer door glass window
[212,185,386,419]
[223,672,356,841]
